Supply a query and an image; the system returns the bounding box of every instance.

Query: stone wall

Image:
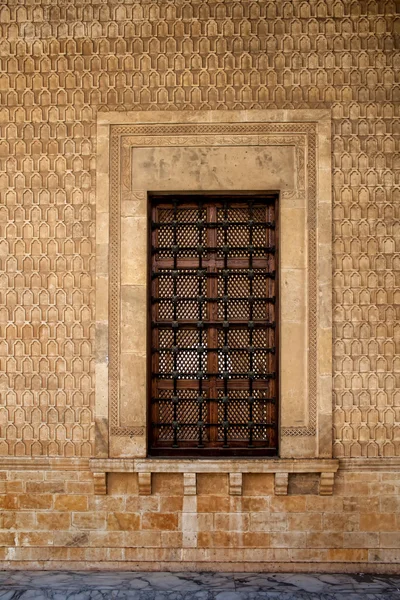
[0,0,399,570]
[0,467,399,570]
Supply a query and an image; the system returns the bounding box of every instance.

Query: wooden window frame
[148,192,279,457]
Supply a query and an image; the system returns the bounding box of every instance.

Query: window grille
[149,194,278,456]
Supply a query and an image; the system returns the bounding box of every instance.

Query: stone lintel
[89,458,339,475]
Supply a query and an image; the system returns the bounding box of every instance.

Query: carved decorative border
[108,121,318,438]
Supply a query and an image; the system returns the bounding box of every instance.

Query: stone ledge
[339,458,400,472]
[89,457,339,474]
[97,108,332,126]
[88,458,339,496]
[0,457,90,470]
[3,457,399,473]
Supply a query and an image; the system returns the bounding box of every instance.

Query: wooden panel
[149,194,278,456]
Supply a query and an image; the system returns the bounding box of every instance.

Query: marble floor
[0,571,399,599]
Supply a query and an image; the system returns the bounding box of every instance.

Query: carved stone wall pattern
[0,0,398,458]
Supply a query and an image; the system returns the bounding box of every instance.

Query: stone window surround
[93,110,338,494]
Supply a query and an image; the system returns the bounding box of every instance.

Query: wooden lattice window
[149,193,278,456]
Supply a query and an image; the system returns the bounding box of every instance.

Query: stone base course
[0,469,399,571]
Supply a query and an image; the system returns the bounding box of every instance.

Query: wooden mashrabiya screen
[149,193,278,456]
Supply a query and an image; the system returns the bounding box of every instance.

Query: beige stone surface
[120,217,147,287]
[280,208,307,270]
[0,0,396,462]
[2,467,395,570]
[280,269,307,323]
[0,460,397,570]
[119,352,146,427]
[120,286,147,355]
[0,0,398,570]
[279,321,308,429]
[131,146,295,191]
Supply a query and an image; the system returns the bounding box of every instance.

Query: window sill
[89,457,339,497]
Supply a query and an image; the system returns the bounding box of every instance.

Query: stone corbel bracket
[183,473,197,496]
[89,459,339,496]
[93,471,107,495]
[319,472,335,496]
[274,472,289,495]
[138,472,152,495]
[229,472,243,496]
